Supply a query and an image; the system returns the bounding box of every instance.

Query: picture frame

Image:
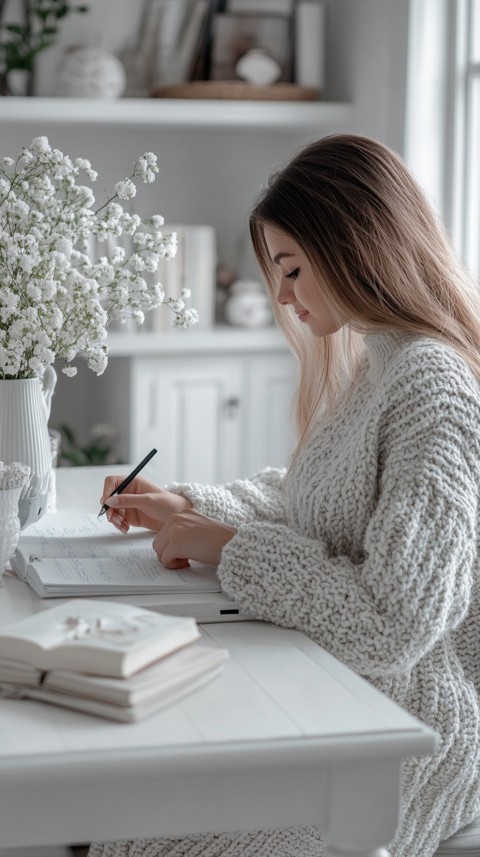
[210,12,293,83]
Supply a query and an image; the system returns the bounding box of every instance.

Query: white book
[19,664,226,722]
[150,223,216,332]
[0,607,228,721]
[10,512,221,599]
[0,599,200,678]
[294,0,327,93]
[44,642,227,707]
[175,0,210,83]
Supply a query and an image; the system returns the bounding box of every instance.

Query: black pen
[98,448,158,517]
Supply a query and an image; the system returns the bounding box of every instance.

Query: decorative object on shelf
[0,135,198,524]
[0,367,56,529]
[210,11,292,83]
[120,0,209,97]
[56,46,126,98]
[58,423,124,467]
[0,462,31,583]
[294,0,327,96]
[215,262,237,324]
[224,279,273,329]
[0,0,89,96]
[235,48,281,86]
[152,80,319,101]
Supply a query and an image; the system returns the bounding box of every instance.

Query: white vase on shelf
[0,366,57,529]
[57,47,126,98]
[224,280,274,328]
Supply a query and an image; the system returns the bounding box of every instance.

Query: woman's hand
[101,475,192,533]
[152,509,237,569]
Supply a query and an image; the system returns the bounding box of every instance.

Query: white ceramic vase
[0,366,57,529]
[57,48,126,98]
[0,485,23,586]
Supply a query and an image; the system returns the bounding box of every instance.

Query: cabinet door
[130,356,243,485]
[245,353,297,474]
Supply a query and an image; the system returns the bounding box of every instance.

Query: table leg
[323,757,400,856]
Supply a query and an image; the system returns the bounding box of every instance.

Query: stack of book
[0,599,227,722]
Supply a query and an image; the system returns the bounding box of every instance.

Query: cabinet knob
[224,396,241,418]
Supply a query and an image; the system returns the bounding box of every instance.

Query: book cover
[0,599,200,677]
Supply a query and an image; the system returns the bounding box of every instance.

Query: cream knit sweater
[89,332,480,857]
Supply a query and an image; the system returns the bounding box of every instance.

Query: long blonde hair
[249,134,480,444]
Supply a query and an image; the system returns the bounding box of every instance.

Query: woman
[89,134,480,857]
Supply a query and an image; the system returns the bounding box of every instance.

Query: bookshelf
[0,95,353,130]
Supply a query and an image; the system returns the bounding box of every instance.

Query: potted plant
[0,0,89,96]
[0,134,198,526]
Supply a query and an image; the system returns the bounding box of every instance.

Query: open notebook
[10,513,253,623]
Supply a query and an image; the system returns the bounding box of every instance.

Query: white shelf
[0,96,353,131]
[106,326,289,356]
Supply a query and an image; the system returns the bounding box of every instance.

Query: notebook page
[18,513,156,562]
[28,555,221,593]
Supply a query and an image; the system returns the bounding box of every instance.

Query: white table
[0,467,438,857]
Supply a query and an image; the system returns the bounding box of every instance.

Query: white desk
[0,467,438,857]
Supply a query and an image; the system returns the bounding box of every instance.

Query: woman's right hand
[100,475,192,533]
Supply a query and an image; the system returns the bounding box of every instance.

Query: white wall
[1,0,413,451]
[327,0,410,153]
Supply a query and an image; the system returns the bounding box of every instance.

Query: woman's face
[263,224,347,338]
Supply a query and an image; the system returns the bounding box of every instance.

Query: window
[452,0,480,278]
[405,0,480,281]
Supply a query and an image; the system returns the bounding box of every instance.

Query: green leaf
[60,423,76,445]
[60,450,89,467]
[55,5,69,18]
[5,24,26,34]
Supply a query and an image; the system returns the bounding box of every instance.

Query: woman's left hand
[152,509,237,569]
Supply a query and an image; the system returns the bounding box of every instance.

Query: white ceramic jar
[57,47,126,98]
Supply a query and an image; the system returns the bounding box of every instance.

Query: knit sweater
[89,332,480,857]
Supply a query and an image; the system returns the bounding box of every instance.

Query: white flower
[30,136,52,156]
[0,135,197,380]
[173,308,199,328]
[169,299,185,312]
[114,178,136,200]
[55,236,73,258]
[111,246,126,265]
[19,254,37,273]
[134,153,159,184]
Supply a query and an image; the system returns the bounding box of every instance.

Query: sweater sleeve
[167,466,287,527]
[217,355,480,678]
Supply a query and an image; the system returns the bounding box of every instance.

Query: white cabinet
[130,355,244,484]
[85,329,297,484]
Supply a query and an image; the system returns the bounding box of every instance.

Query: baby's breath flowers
[0,136,198,380]
[0,462,31,491]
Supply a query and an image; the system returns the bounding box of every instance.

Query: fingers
[109,512,129,533]
[152,518,190,568]
[101,475,125,504]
